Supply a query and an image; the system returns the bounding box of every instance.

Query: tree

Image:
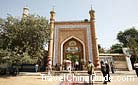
[128,38,138,57]
[117,27,138,57]
[0,15,50,64]
[117,27,138,47]
[110,43,123,53]
[98,44,105,53]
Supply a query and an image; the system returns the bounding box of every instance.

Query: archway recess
[61,36,86,65]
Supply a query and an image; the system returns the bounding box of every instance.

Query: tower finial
[52,5,55,11]
[91,4,93,10]
[89,4,95,20]
[23,5,29,17]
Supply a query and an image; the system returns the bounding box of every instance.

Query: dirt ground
[0,71,138,85]
[0,75,59,85]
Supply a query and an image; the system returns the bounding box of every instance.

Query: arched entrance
[63,38,84,70]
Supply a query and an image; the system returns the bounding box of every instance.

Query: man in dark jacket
[134,61,138,77]
[105,62,111,82]
[100,61,107,84]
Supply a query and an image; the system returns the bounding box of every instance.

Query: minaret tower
[23,6,29,17]
[89,6,99,67]
[48,9,55,65]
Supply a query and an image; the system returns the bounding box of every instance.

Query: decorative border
[53,24,93,65]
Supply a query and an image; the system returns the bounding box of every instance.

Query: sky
[0,0,138,49]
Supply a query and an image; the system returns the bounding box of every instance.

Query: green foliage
[128,38,138,56]
[117,27,138,56]
[66,54,79,63]
[0,15,50,64]
[98,44,105,53]
[117,27,138,47]
[110,43,123,53]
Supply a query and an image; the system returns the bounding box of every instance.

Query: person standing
[75,60,79,71]
[100,61,107,84]
[65,58,72,72]
[35,64,39,72]
[105,62,111,82]
[47,59,52,75]
[134,61,138,77]
[87,60,94,85]
[130,55,136,69]
[110,62,115,74]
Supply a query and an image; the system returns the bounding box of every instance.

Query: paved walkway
[107,71,138,85]
[0,70,138,85]
[59,70,138,85]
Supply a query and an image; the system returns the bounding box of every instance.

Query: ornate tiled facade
[48,8,99,68]
[53,23,93,65]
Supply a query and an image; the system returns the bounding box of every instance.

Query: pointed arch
[60,36,86,64]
